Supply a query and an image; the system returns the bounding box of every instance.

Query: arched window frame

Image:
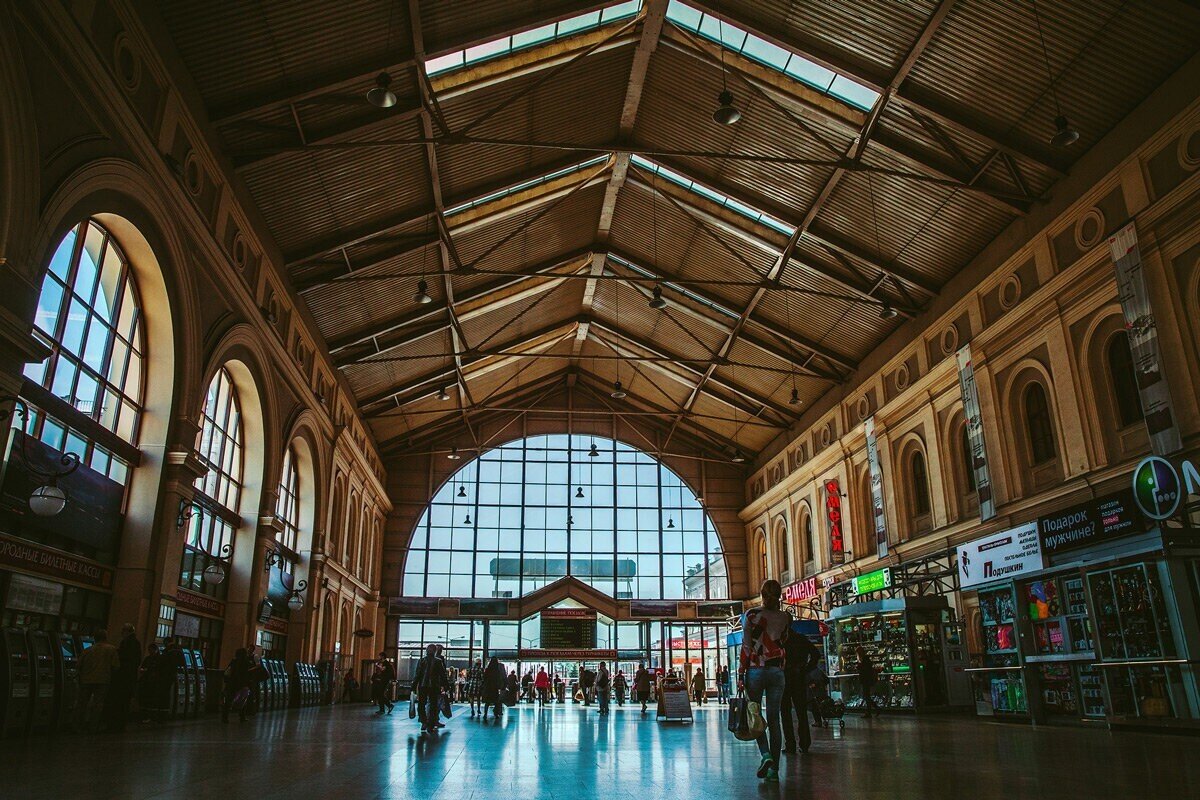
[275,445,301,553]
[1023,382,1057,466]
[909,449,931,517]
[1106,331,1144,428]
[21,219,146,483]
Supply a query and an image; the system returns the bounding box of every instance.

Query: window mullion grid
[657,459,664,600]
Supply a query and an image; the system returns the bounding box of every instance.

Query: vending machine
[28,630,57,732]
[0,629,33,736]
[258,660,274,711]
[189,650,207,713]
[174,652,192,717]
[56,633,82,729]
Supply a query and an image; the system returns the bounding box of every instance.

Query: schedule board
[540,608,596,649]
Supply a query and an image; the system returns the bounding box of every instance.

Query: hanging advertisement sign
[783,576,818,605]
[1038,489,1143,555]
[956,522,1044,590]
[955,344,997,521]
[852,567,892,596]
[864,417,889,558]
[824,479,845,564]
[1108,223,1182,455]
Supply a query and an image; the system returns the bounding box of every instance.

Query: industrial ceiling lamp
[436,385,450,401]
[367,72,398,108]
[588,442,600,458]
[414,278,433,305]
[457,485,466,498]
[610,380,626,399]
[575,486,585,499]
[730,450,746,464]
[1031,0,1079,147]
[447,446,461,461]
[667,517,675,529]
[649,285,666,310]
[711,8,741,126]
[463,512,472,525]
[879,303,898,319]
[790,387,801,406]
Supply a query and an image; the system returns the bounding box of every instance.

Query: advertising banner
[825,479,845,564]
[852,568,892,596]
[1108,222,1182,455]
[1038,490,1143,555]
[864,417,889,558]
[956,522,1044,589]
[955,344,997,521]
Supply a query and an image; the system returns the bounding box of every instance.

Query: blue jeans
[745,667,785,765]
[598,688,610,714]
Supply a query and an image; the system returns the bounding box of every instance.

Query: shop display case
[971,585,1027,716]
[828,612,914,710]
[1087,563,1185,720]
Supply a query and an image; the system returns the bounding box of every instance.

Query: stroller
[812,695,846,730]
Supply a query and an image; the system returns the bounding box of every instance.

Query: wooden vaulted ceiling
[149,0,1200,460]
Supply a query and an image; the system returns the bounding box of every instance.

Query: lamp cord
[1030,0,1063,116]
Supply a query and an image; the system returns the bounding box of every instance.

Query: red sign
[668,639,710,650]
[825,479,845,564]
[0,533,113,589]
[540,608,597,619]
[518,648,617,660]
[175,588,225,618]
[264,616,289,634]
[783,576,818,605]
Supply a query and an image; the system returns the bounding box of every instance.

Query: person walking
[596,663,611,715]
[76,629,118,732]
[521,669,535,703]
[456,668,467,702]
[739,579,792,783]
[613,670,627,706]
[579,665,596,706]
[690,667,706,705]
[504,669,519,708]
[856,646,881,717]
[781,627,820,754]
[221,648,256,723]
[342,668,358,703]
[717,665,730,704]
[466,658,485,716]
[481,657,505,720]
[371,652,396,715]
[552,673,564,704]
[412,644,445,732]
[535,667,551,706]
[104,623,140,732]
[808,661,829,728]
[633,662,653,714]
[136,643,165,723]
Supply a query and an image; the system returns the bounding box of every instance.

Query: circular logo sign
[1132,456,1180,520]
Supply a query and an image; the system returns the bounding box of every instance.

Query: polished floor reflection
[4,702,1197,799]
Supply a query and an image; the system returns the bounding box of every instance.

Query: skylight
[665,1,879,111]
[609,253,740,320]
[426,0,642,76]
[631,154,794,236]
[444,154,609,216]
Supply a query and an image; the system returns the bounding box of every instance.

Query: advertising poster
[864,416,889,558]
[825,479,845,565]
[1108,222,1182,455]
[1038,490,1143,555]
[955,344,997,521]
[957,522,1044,589]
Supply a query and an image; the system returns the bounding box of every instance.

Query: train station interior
[2,0,1200,797]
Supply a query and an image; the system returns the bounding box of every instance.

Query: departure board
[540,609,597,649]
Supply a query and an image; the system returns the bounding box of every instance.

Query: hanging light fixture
[436,386,450,401]
[457,485,467,498]
[649,285,666,310]
[567,514,574,527]
[711,9,741,125]
[575,486,585,499]
[463,512,472,525]
[588,443,600,458]
[447,446,461,461]
[879,304,898,320]
[789,387,801,406]
[731,450,746,464]
[414,278,433,305]
[611,380,626,399]
[667,517,675,529]
[367,72,398,108]
[1031,0,1079,147]
[0,397,79,517]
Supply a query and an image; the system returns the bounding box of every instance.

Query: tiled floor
[4,701,1198,799]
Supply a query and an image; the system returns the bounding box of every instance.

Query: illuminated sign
[825,479,845,564]
[852,568,892,595]
[783,576,819,605]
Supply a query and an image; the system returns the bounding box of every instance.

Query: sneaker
[765,768,779,782]
[756,755,774,779]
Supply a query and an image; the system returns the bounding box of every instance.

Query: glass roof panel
[665,0,879,111]
[445,154,609,216]
[427,1,641,77]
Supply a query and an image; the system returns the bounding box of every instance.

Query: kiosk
[0,628,33,735]
[56,633,82,729]
[173,652,192,717]
[28,630,56,732]
[184,649,206,714]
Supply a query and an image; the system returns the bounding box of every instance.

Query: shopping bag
[729,689,756,740]
[408,693,418,719]
[440,693,453,718]
[744,700,766,739]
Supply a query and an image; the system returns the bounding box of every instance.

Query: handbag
[728,689,753,739]
[744,700,767,739]
[440,693,453,718]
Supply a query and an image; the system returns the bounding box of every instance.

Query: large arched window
[20,220,145,482]
[910,450,931,516]
[181,367,244,600]
[402,435,727,600]
[1107,332,1143,427]
[1024,383,1057,465]
[773,520,791,580]
[801,510,814,566]
[276,446,300,553]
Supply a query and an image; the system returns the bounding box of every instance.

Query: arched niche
[1079,309,1149,465]
[893,433,932,540]
[1003,360,1063,496]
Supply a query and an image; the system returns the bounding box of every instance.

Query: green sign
[852,567,892,595]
